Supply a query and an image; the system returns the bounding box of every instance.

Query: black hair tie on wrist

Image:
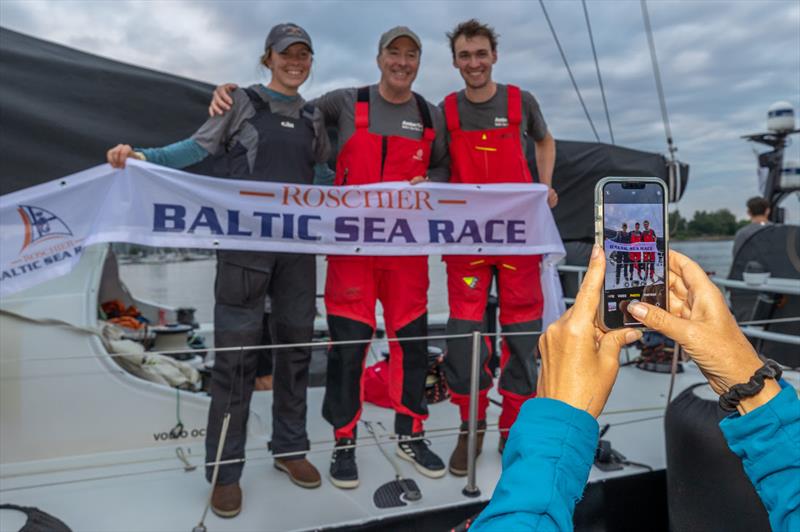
[719,359,783,412]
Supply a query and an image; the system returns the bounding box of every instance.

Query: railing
[2,270,799,505]
[556,264,587,305]
[557,263,800,346]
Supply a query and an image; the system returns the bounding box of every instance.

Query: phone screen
[602,181,667,328]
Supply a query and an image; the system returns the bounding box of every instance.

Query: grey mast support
[462,331,482,497]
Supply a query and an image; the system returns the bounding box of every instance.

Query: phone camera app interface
[603,182,666,328]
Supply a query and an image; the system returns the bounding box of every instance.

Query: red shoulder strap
[506,85,522,126]
[354,86,369,129]
[444,92,461,133]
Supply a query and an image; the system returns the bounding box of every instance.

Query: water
[670,240,734,277]
[118,241,733,324]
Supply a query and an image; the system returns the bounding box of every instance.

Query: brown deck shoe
[274,457,322,489]
[211,482,241,518]
[448,420,487,477]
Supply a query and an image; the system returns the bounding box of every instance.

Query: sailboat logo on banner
[17,205,73,252]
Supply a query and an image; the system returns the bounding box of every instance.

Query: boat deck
[0,362,713,532]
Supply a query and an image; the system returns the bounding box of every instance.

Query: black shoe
[329,438,358,489]
[396,433,446,478]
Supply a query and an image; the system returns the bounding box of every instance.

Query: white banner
[604,239,658,253]
[1,161,565,321]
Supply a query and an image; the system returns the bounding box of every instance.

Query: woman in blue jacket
[472,247,798,531]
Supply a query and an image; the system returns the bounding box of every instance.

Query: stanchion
[462,331,482,498]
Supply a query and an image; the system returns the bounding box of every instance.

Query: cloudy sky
[1,0,798,219]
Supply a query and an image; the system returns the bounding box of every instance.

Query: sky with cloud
[1,0,798,220]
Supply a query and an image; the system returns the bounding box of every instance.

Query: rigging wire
[641,0,677,161]
[538,0,601,142]
[582,0,615,145]
[1,316,799,366]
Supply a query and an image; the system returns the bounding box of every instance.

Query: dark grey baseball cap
[265,23,313,54]
[378,26,421,53]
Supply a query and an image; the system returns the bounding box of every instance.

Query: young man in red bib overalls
[433,19,558,476]
[641,220,658,282]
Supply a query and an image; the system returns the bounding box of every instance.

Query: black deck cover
[535,140,689,241]
[0,27,213,195]
[728,224,800,366]
[1,26,688,241]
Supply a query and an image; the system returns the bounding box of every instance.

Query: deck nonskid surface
[0,365,709,532]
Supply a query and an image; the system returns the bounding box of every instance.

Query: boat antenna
[539,0,601,143]
[640,0,677,163]
[582,0,615,145]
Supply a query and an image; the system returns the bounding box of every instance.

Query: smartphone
[595,177,669,330]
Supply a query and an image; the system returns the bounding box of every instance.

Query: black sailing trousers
[205,250,316,485]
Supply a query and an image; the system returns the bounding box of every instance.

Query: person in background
[432,19,557,476]
[208,25,450,488]
[471,247,798,531]
[107,22,330,517]
[733,196,772,258]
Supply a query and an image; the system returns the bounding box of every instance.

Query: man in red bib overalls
[313,27,450,487]
[629,222,643,281]
[435,20,557,476]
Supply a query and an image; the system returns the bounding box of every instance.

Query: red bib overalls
[442,85,543,433]
[642,228,657,280]
[629,230,643,276]
[322,87,435,438]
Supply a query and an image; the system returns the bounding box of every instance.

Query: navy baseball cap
[265,23,313,54]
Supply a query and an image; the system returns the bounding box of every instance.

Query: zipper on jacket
[380,136,388,180]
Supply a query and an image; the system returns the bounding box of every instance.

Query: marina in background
[118,240,734,324]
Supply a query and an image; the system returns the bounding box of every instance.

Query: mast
[742,102,800,223]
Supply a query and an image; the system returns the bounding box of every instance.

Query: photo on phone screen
[601,180,667,328]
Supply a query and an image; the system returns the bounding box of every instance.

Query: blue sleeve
[719,382,800,531]
[137,139,209,169]
[472,398,599,532]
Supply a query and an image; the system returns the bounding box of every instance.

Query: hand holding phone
[595,177,669,330]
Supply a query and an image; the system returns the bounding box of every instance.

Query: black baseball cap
[265,23,313,54]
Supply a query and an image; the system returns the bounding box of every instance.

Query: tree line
[669,209,748,239]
